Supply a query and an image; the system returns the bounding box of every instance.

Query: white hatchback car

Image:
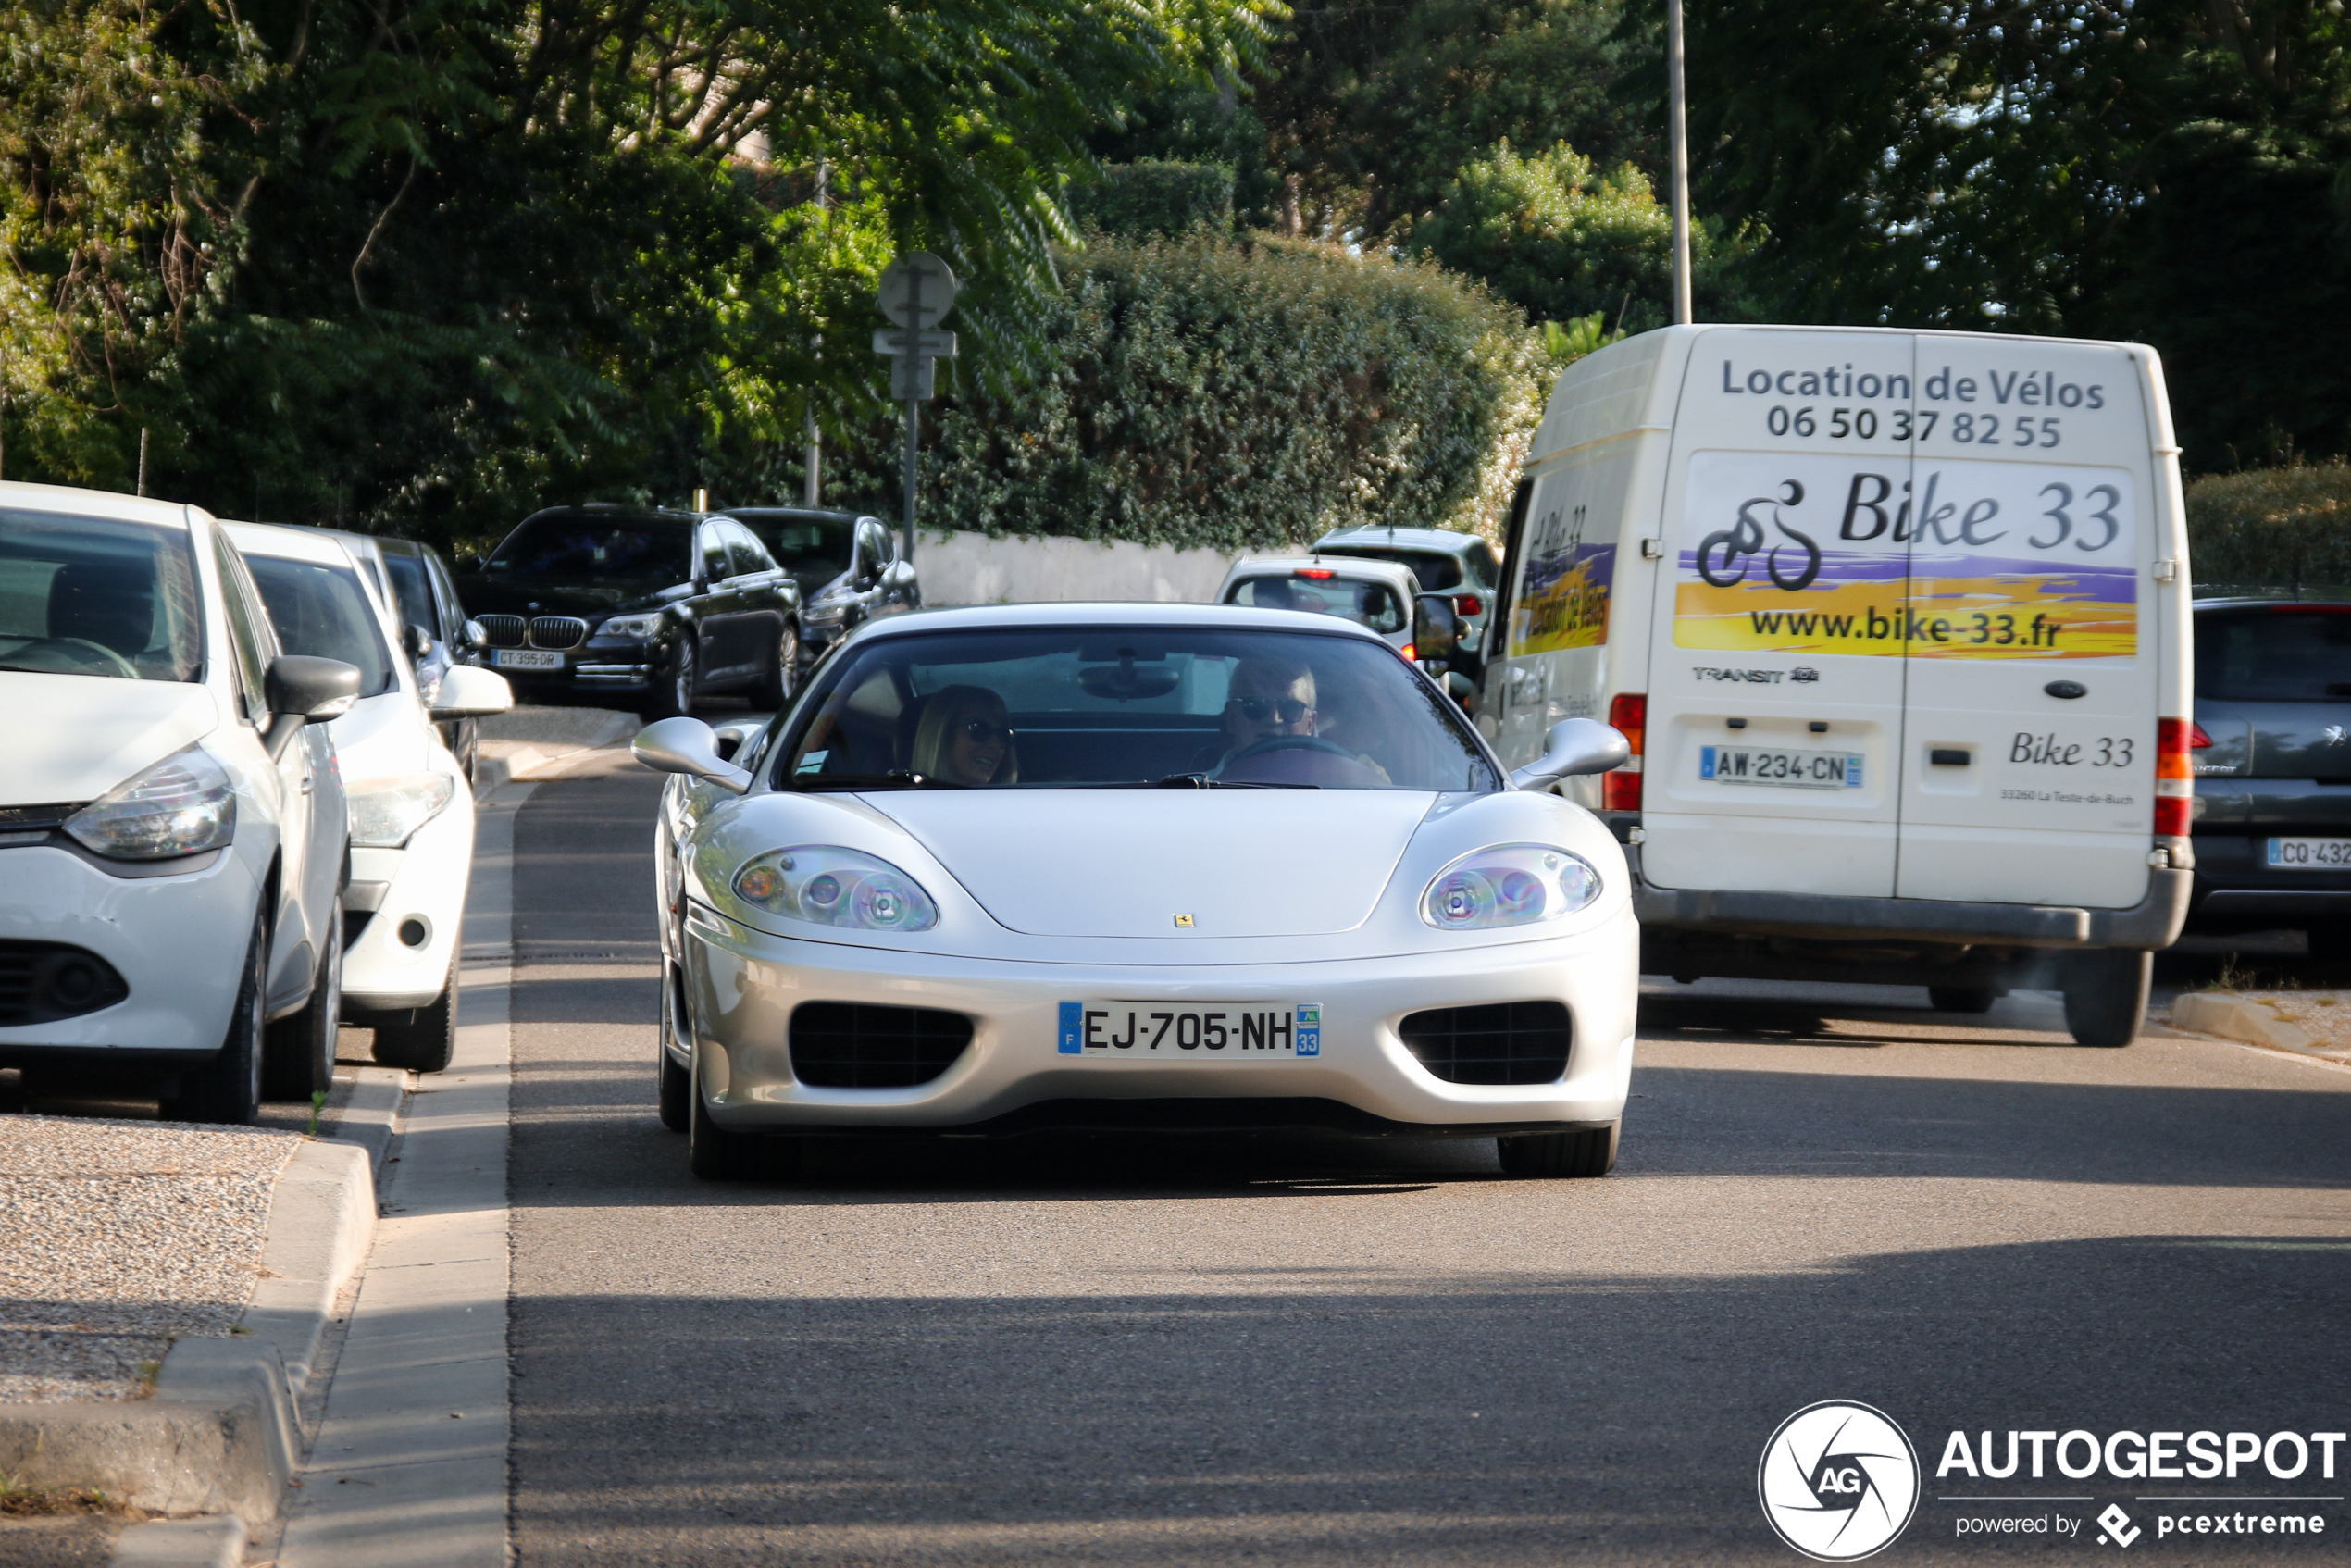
[1217,555,1426,655]
[638,603,1637,1180]
[225,523,511,1071]
[0,483,360,1122]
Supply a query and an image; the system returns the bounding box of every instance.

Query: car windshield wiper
[1075,775,1318,790]
[790,771,968,791]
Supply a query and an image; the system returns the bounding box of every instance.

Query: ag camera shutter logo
[1759,1400,1922,1561]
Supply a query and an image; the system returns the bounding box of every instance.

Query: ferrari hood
[0,674,219,807]
[866,789,1436,938]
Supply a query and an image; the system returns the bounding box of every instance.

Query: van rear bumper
[1628,849,2190,951]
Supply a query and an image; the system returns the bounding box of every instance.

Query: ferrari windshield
[777,626,1499,791]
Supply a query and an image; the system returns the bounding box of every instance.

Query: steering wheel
[18,638,138,678]
[1226,734,1356,763]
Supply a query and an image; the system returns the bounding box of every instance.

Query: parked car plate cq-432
[493,649,564,671]
[1698,746,1865,790]
[1058,1002,1323,1058]
[2266,838,2351,870]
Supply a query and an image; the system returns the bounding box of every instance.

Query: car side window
[699,527,731,586]
[212,536,274,723]
[722,521,773,579]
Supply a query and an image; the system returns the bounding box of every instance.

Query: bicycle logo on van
[1697,480,1822,592]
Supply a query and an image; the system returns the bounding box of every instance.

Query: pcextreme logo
[1760,1400,1923,1561]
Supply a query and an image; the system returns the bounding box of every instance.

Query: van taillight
[2155,717,2196,836]
[1604,693,1645,812]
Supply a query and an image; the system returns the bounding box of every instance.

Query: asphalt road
[506,753,2351,1565]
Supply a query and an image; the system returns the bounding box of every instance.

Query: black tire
[688,1046,796,1179]
[264,904,342,1100]
[643,635,698,720]
[166,907,267,1125]
[658,965,690,1134]
[2062,949,2151,1048]
[370,952,459,1072]
[1496,1120,1619,1178]
[751,622,797,711]
[1928,986,1998,1014]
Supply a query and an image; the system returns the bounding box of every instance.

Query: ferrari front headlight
[1422,844,1601,930]
[348,773,458,848]
[732,846,938,931]
[64,746,237,860]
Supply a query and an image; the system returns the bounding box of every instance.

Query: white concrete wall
[916,529,1243,606]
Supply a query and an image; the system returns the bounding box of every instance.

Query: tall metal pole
[805,158,827,511]
[901,266,922,566]
[1666,0,1694,326]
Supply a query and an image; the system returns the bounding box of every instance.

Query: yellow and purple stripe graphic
[1511,542,1615,656]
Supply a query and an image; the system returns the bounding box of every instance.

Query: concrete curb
[2170,991,2320,1052]
[0,1124,386,1564]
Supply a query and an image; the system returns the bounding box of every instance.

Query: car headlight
[1422,844,1602,930]
[600,613,665,640]
[64,745,238,860]
[731,846,938,931]
[803,591,852,622]
[348,773,458,848]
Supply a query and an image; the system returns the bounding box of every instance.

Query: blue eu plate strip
[1057,1002,1083,1054]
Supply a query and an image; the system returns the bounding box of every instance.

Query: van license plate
[1698,746,1865,789]
[493,649,564,670]
[2266,838,2351,869]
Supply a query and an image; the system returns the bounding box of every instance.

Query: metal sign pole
[902,266,922,566]
[1667,0,1693,326]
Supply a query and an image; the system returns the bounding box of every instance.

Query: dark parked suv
[459,506,802,717]
[2186,598,2351,958]
[721,509,919,670]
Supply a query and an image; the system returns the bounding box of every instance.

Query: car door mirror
[264,655,363,759]
[462,617,488,649]
[882,561,916,591]
[404,624,434,659]
[1511,718,1630,790]
[632,716,753,795]
[431,663,515,717]
[1413,594,1459,662]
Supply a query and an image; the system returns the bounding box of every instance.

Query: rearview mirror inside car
[431,664,514,718]
[1510,717,1631,791]
[632,717,753,796]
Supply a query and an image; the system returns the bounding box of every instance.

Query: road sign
[872,329,957,358]
[889,355,937,402]
[877,253,958,330]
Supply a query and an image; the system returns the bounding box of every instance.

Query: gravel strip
[0,1114,302,1403]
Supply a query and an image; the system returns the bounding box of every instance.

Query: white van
[1476,326,2194,1046]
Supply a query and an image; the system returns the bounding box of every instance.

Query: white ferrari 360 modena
[637,604,1637,1179]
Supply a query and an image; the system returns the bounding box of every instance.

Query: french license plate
[1058,1002,1321,1058]
[493,649,564,670]
[2267,838,2351,869]
[1698,746,1864,789]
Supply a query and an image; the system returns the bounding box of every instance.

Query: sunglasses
[958,720,1014,746]
[1232,696,1312,723]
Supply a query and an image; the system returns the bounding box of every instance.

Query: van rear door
[1642,330,1920,898]
[1890,340,2158,908]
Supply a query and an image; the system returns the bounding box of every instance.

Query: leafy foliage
[1072,161,1237,238]
[896,233,1555,551]
[2186,458,2351,592]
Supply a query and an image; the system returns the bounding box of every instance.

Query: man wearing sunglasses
[1219,657,1319,751]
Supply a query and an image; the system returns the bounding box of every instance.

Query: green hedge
[1069,161,1236,239]
[2185,459,2351,594]
[918,232,1552,552]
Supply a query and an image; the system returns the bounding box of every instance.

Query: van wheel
[1928,986,1998,1014]
[166,909,267,1125]
[1496,1121,1619,1178]
[264,905,342,1100]
[2062,950,2151,1048]
[370,952,459,1072]
[688,1048,796,1179]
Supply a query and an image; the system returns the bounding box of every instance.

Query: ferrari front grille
[1398,1001,1572,1085]
[790,1002,974,1089]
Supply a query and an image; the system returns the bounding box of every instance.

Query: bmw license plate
[494,649,564,671]
[1699,746,1864,789]
[1058,1002,1321,1058]
[2267,837,2351,869]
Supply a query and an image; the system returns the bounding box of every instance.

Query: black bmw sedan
[459,506,802,717]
